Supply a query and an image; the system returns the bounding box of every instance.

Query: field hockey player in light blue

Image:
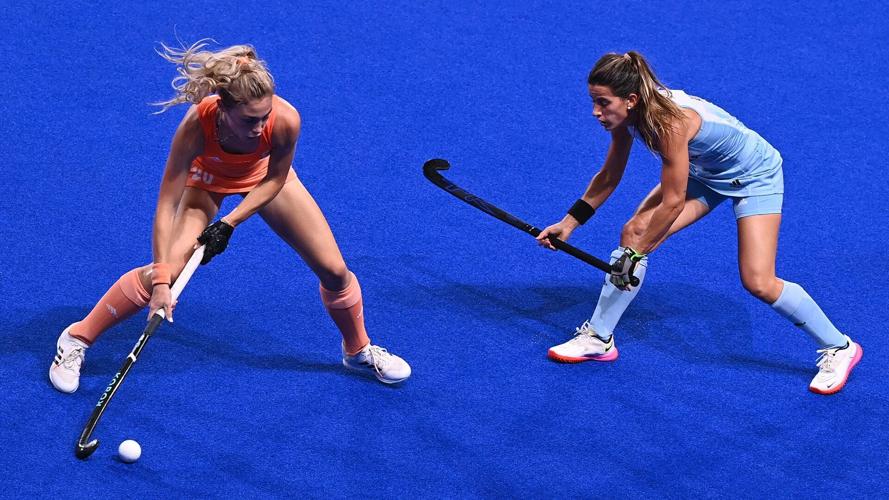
[537,51,860,395]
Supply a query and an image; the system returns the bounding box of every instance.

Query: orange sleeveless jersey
[186,96,282,194]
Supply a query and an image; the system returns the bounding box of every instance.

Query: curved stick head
[422,158,451,177]
[75,439,99,460]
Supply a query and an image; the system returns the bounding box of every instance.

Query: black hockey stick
[423,158,638,285]
[74,245,206,460]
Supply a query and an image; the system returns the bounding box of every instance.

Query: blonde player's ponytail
[153,39,275,113]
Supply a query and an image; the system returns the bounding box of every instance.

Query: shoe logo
[731,179,742,188]
[794,321,807,327]
[208,156,222,162]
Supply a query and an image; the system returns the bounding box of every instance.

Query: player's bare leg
[739,213,861,394]
[258,176,410,383]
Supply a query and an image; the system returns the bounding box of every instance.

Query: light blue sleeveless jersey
[636,90,784,196]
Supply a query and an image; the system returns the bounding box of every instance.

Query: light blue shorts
[687,177,783,219]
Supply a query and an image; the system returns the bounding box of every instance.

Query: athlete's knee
[741,273,781,302]
[136,265,154,291]
[138,260,188,292]
[317,262,350,291]
[320,270,362,309]
[620,220,645,244]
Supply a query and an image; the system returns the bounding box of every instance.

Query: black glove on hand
[197,220,234,265]
[610,247,645,290]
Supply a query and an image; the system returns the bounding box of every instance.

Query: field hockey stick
[423,158,638,286]
[74,245,206,460]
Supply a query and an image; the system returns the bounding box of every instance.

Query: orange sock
[320,272,370,355]
[70,268,151,345]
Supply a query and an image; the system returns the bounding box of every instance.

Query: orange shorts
[186,159,297,194]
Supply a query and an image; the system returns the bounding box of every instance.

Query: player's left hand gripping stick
[197,220,234,264]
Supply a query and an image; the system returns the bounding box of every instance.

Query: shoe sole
[342,360,410,384]
[547,347,619,363]
[809,343,863,395]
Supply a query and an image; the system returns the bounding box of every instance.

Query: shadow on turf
[8,279,811,387]
[6,305,397,390]
[159,325,398,388]
[353,254,813,376]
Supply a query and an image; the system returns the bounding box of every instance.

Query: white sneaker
[548,320,619,363]
[342,343,411,384]
[49,325,89,393]
[809,335,862,395]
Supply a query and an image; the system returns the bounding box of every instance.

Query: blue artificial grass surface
[2,1,887,497]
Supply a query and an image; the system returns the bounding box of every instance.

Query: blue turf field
[2,1,888,497]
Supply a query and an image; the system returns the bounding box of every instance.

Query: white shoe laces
[364,345,391,375]
[569,321,604,345]
[60,345,85,371]
[815,347,838,374]
[573,321,596,338]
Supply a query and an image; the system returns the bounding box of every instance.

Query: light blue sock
[770,280,846,348]
[589,248,648,340]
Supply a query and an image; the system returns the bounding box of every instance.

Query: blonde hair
[587,51,684,152]
[153,39,275,113]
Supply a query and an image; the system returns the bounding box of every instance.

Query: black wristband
[567,199,595,225]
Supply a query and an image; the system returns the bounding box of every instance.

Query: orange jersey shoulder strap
[195,96,220,141]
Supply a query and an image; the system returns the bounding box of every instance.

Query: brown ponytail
[588,51,684,152]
